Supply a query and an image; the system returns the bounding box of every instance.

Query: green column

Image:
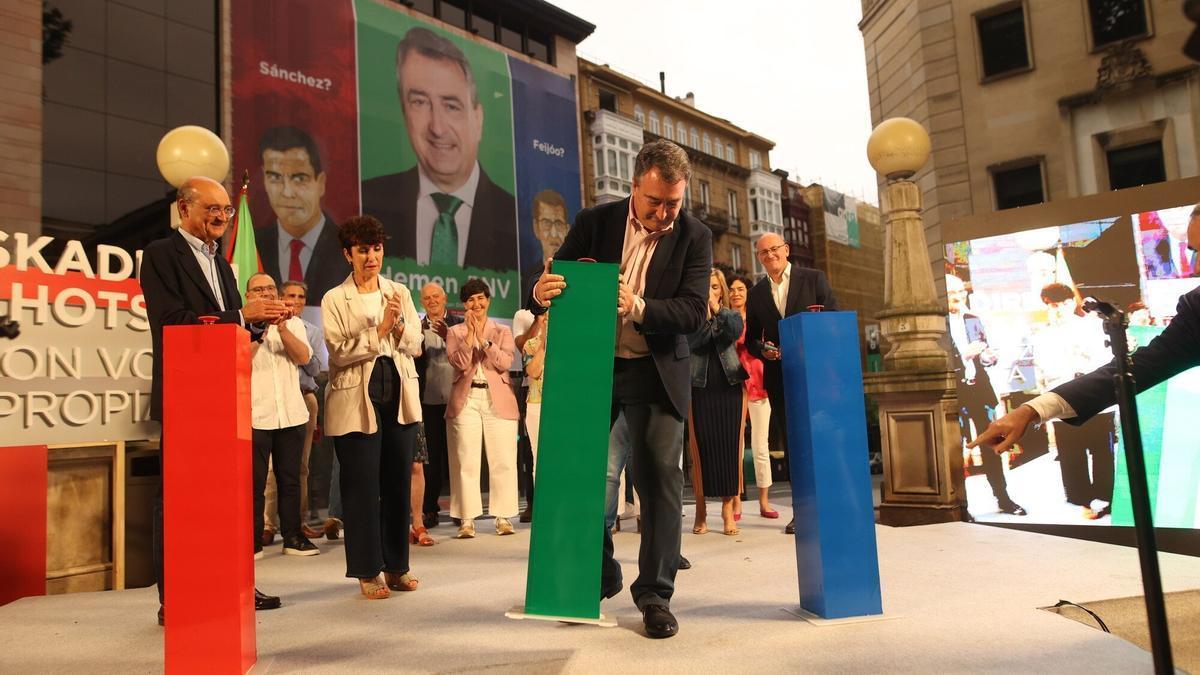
[521,260,618,621]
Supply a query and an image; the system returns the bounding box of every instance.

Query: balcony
[693,203,730,235]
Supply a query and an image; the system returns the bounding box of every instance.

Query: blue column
[780,311,883,619]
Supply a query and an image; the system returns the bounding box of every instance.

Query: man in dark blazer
[360,26,517,273]
[530,140,710,639]
[257,125,346,309]
[972,285,1200,468]
[946,275,1025,516]
[744,233,838,534]
[140,176,288,625]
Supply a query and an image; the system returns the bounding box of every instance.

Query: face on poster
[946,206,1200,529]
[356,2,581,317]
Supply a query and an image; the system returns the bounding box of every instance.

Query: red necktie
[288,239,305,282]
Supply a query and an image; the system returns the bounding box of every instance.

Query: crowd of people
[144,140,840,639]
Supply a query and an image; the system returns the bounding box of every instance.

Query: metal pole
[1088,300,1173,674]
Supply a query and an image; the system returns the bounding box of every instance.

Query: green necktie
[430,193,463,266]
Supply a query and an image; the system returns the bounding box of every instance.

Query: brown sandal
[385,572,419,592]
[410,526,435,546]
[359,575,390,600]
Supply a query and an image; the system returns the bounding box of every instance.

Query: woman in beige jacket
[321,216,422,600]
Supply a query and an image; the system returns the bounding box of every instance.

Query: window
[1088,0,1149,49]
[649,111,660,135]
[500,25,523,53]
[470,13,496,40]
[677,122,686,144]
[634,105,645,125]
[976,4,1031,79]
[991,162,1044,209]
[412,0,435,16]
[663,116,673,140]
[527,34,550,64]
[731,244,742,271]
[598,89,617,113]
[702,133,712,155]
[439,1,467,29]
[700,180,710,207]
[726,143,735,163]
[749,151,761,170]
[751,198,759,221]
[727,189,739,231]
[1107,140,1166,190]
[714,138,724,160]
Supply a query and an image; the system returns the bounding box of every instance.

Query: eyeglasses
[248,284,277,294]
[536,218,568,233]
[756,243,787,258]
[190,202,236,219]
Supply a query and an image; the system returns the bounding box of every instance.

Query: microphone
[1081,297,1117,318]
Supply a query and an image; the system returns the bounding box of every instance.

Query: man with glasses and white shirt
[744,233,837,534]
[244,273,319,560]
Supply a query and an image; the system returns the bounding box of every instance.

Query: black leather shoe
[254,588,281,611]
[261,529,277,547]
[519,505,533,523]
[282,535,320,556]
[784,518,795,535]
[600,580,623,600]
[423,511,439,529]
[641,605,678,639]
[678,556,691,570]
[998,500,1027,516]
[157,605,164,627]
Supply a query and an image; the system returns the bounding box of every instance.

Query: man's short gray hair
[396,26,479,107]
[634,140,691,184]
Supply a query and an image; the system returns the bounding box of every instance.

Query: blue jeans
[604,413,632,531]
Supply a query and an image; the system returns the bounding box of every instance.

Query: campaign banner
[233,0,582,320]
[823,188,860,248]
[355,0,580,317]
[231,0,360,325]
[0,231,155,444]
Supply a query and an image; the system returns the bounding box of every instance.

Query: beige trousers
[447,389,518,520]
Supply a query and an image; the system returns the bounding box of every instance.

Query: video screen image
[946,204,1200,527]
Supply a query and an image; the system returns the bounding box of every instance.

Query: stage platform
[4,505,1200,673]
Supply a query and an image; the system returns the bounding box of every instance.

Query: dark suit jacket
[415,312,465,400]
[525,197,712,418]
[360,165,518,273]
[255,214,347,306]
[951,312,998,410]
[745,264,838,397]
[1055,286,1200,424]
[140,230,252,421]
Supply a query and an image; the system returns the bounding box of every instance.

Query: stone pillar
[862,118,965,526]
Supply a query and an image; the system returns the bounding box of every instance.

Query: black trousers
[764,380,789,460]
[420,403,449,516]
[601,357,684,610]
[154,445,164,604]
[1054,413,1116,506]
[515,379,534,507]
[253,423,306,551]
[960,399,1010,501]
[333,357,416,579]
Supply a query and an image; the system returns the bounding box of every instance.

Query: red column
[0,445,47,607]
[163,323,255,674]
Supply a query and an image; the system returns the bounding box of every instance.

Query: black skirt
[692,350,742,497]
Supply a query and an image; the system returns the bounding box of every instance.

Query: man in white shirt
[246,273,320,557]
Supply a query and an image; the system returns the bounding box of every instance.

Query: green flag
[225,178,261,300]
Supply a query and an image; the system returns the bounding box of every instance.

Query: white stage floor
[4,506,1200,673]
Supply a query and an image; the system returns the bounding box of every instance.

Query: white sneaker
[496,517,514,535]
[254,550,264,560]
[457,521,475,539]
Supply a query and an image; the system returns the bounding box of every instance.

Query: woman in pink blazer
[445,278,519,538]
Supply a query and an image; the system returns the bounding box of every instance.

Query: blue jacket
[689,308,748,388]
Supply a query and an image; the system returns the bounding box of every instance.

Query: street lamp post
[862,118,966,526]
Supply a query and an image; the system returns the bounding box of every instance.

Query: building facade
[576,58,778,276]
[859,0,1200,285]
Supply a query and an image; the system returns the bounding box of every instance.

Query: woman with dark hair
[445,278,520,538]
[687,268,747,536]
[321,215,422,599]
[728,273,778,520]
